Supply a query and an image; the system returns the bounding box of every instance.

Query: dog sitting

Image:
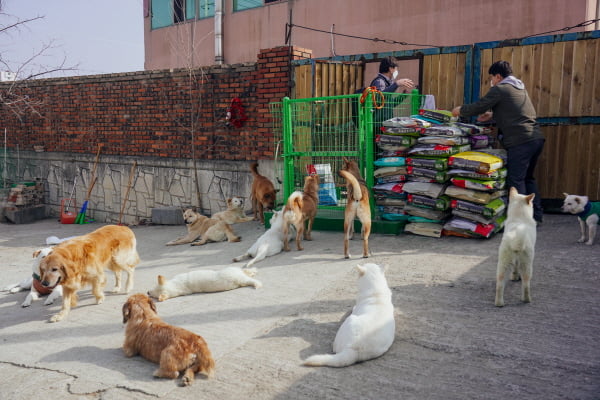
[562,193,599,245]
[495,187,537,307]
[147,266,262,302]
[304,263,395,367]
[233,210,287,268]
[166,208,240,246]
[39,225,139,322]
[339,157,371,258]
[212,197,253,224]
[250,162,277,224]
[2,247,63,307]
[282,174,319,251]
[122,293,215,386]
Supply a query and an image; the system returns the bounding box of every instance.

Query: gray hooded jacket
[459,76,544,148]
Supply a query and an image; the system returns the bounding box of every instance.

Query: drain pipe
[215,0,224,64]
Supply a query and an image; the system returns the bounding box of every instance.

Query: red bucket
[60,198,77,224]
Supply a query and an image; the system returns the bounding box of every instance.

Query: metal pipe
[215,0,223,64]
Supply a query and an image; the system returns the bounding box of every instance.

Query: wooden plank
[529,44,543,111]
[429,54,441,104]
[594,39,600,115]
[481,49,493,97]
[537,43,553,116]
[454,53,466,107]
[559,41,574,115]
[581,39,597,115]
[570,41,585,115]
[437,53,451,110]
[328,63,336,97]
[294,65,312,99]
[315,62,322,98]
[548,41,564,117]
[422,55,433,94]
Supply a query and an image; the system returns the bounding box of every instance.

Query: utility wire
[517,18,599,40]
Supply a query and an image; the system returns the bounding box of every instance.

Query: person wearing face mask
[370,56,414,93]
[452,60,545,224]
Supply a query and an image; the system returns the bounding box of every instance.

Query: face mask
[392,70,398,80]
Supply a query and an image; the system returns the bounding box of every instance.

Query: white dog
[147,266,262,302]
[2,247,63,307]
[562,193,599,245]
[495,187,536,307]
[304,263,395,367]
[212,197,254,224]
[232,210,287,268]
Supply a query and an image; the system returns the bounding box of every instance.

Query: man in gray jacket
[452,60,545,223]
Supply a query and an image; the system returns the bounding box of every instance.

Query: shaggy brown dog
[122,293,215,386]
[250,162,277,223]
[282,174,320,251]
[166,208,240,246]
[339,157,371,258]
[39,225,139,322]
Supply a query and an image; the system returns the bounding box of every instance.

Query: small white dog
[495,187,537,307]
[147,266,262,302]
[2,247,63,307]
[562,193,599,245]
[212,197,253,224]
[232,210,287,268]
[304,263,395,367]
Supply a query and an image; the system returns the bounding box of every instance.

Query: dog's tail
[303,348,358,368]
[284,192,303,222]
[339,170,362,202]
[193,346,216,378]
[250,162,260,177]
[242,267,258,277]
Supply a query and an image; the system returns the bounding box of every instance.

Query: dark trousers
[506,138,545,222]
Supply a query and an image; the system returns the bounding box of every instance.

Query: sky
[1,0,145,78]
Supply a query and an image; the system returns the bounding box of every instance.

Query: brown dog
[166,208,240,246]
[339,157,371,258]
[250,162,277,223]
[39,225,139,322]
[282,174,320,251]
[122,293,215,386]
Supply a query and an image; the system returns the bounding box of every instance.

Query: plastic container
[60,198,77,224]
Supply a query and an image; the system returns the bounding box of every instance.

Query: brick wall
[1,46,311,161]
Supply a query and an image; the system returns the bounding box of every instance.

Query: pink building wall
[144,0,599,70]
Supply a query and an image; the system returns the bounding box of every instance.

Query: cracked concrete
[1,213,599,399]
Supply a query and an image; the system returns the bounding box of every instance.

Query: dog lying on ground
[212,197,253,224]
[282,174,319,251]
[339,157,371,258]
[39,225,139,322]
[166,208,240,246]
[562,193,599,245]
[495,187,537,307]
[303,263,395,367]
[147,266,262,302]
[2,247,63,307]
[250,162,277,224]
[122,293,215,386]
[233,210,287,268]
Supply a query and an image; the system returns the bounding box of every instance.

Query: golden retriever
[38,225,139,322]
[282,174,319,251]
[166,208,240,246]
[212,197,253,224]
[250,162,277,223]
[339,157,371,258]
[122,293,215,386]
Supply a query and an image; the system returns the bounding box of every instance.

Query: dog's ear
[147,296,158,314]
[355,264,366,276]
[59,265,69,281]
[33,249,42,258]
[575,197,582,204]
[563,192,569,198]
[525,193,535,205]
[226,198,232,206]
[158,275,167,285]
[122,301,131,323]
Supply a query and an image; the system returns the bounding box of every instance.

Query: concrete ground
[0,213,598,400]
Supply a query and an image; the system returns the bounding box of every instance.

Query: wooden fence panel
[293,61,363,99]
[422,52,466,110]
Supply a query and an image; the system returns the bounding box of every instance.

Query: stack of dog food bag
[374,109,503,238]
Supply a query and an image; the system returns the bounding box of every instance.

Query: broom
[75,144,102,224]
[118,161,137,225]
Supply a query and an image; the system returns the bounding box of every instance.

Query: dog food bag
[444,216,495,238]
[382,116,430,129]
[422,125,466,137]
[417,135,471,146]
[376,174,408,184]
[404,222,444,238]
[418,109,453,123]
[375,196,407,207]
[407,194,451,211]
[373,182,406,199]
[450,197,507,218]
[451,209,496,225]
[447,167,507,181]
[469,135,490,149]
[409,144,471,157]
[452,122,484,135]
[377,134,418,147]
[450,177,506,191]
[402,182,446,198]
[374,157,406,167]
[404,204,451,221]
[448,151,504,173]
[380,126,421,136]
[406,157,448,171]
[445,186,507,204]
[407,166,448,183]
[374,166,408,177]
[306,164,338,206]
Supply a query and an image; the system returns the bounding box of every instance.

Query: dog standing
[562,193,599,245]
[212,197,253,224]
[233,210,287,268]
[147,266,262,302]
[495,187,537,307]
[122,293,215,386]
[250,162,277,224]
[166,208,240,246]
[339,157,371,258]
[39,225,139,322]
[282,174,319,251]
[303,263,395,367]
[2,247,63,307]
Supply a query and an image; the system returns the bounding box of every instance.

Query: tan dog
[122,294,215,386]
[339,157,371,258]
[250,162,277,223]
[212,197,253,224]
[38,225,139,322]
[166,208,240,246]
[282,174,319,251]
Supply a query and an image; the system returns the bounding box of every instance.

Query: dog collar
[576,202,592,219]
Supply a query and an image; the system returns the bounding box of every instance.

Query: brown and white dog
[282,174,319,251]
[122,293,215,386]
[212,197,253,224]
[38,225,139,322]
[339,157,371,258]
[562,193,599,245]
[166,208,240,246]
[250,162,277,224]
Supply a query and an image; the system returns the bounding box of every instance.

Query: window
[151,0,215,29]
[233,0,262,12]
